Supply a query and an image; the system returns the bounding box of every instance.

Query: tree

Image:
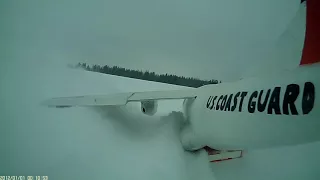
[76,63,220,88]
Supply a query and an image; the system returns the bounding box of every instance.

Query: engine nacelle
[182,98,196,120]
[141,100,158,116]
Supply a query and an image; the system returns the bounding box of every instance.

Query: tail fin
[300,0,320,65]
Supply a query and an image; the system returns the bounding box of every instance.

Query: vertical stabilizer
[272,2,306,70]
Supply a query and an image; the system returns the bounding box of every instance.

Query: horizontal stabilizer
[42,89,197,108]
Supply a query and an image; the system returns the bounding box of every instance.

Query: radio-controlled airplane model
[42,0,319,163]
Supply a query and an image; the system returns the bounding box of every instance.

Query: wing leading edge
[42,89,198,108]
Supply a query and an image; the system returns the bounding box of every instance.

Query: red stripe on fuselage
[300,0,320,65]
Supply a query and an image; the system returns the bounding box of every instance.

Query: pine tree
[76,63,220,87]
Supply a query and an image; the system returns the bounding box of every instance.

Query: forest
[73,63,221,88]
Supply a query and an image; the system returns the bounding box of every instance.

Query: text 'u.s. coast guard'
[206,82,315,115]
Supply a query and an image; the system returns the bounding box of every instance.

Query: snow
[2,62,320,180]
[212,142,320,180]
[0,64,213,180]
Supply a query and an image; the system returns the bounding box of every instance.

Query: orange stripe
[300,0,320,65]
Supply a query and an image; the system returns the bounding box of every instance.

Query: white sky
[2,0,302,81]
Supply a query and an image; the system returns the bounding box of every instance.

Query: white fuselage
[183,63,320,150]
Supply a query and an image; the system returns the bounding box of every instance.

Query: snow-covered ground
[2,63,320,180]
[212,143,320,180]
[0,64,213,180]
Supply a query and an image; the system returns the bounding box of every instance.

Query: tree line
[73,63,221,88]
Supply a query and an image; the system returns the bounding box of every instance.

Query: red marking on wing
[204,146,243,163]
[210,157,233,163]
[300,0,320,65]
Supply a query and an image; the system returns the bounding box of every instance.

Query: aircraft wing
[42,89,198,108]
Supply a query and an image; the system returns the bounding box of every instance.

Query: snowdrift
[0,64,213,180]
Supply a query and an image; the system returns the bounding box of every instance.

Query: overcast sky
[3,0,303,81]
